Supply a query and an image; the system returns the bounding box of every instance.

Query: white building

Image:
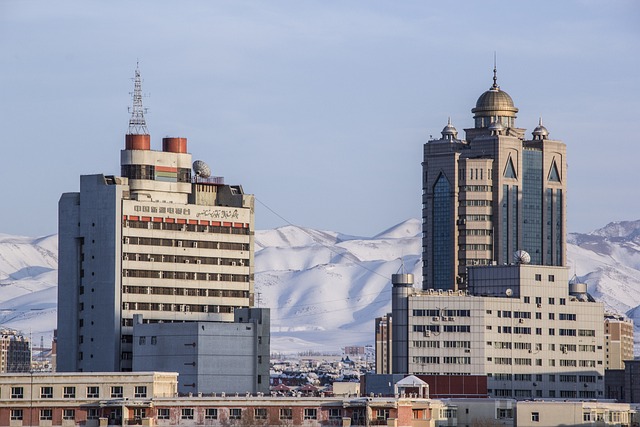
[57,66,255,372]
[392,262,606,400]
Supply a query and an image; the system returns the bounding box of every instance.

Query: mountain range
[2,219,640,354]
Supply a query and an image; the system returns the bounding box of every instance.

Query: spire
[491,53,499,90]
[128,62,149,135]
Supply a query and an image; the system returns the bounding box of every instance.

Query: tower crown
[472,67,518,128]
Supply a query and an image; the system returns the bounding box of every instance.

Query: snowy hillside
[2,219,640,354]
[0,233,57,346]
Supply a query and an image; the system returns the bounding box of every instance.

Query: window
[304,408,317,420]
[40,409,53,420]
[11,387,23,399]
[205,408,218,419]
[64,386,76,398]
[229,408,242,419]
[134,386,147,398]
[535,312,542,319]
[280,408,293,420]
[377,409,390,421]
[497,408,513,419]
[549,297,555,304]
[548,328,555,335]
[158,409,170,420]
[133,408,146,420]
[151,336,157,345]
[87,386,100,398]
[10,409,23,420]
[535,274,542,281]
[181,408,194,420]
[139,336,146,345]
[87,408,100,420]
[560,298,566,305]
[531,412,540,422]
[549,275,555,282]
[254,408,267,420]
[549,313,555,320]
[535,296,542,304]
[110,386,123,398]
[523,296,530,303]
[329,409,342,420]
[41,386,53,398]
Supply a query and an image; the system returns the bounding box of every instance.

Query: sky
[1,0,639,238]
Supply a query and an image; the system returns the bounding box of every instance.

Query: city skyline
[1,1,639,239]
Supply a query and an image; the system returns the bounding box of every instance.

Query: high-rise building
[383,70,607,401]
[57,66,255,372]
[0,330,30,373]
[604,313,634,370]
[422,68,566,290]
[374,315,392,374]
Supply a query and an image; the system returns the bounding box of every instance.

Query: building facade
[391,265,606,400]
[132,308,270,395]
[0,330,30,373]
[604,312,634,370]
[57,66,255,372]
[422,69,566,290]
[374,315,392,374]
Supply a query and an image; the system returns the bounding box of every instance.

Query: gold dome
[471,69,518,119]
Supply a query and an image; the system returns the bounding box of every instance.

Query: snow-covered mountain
[3,219,640,354]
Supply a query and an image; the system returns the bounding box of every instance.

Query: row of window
[491,374,600,382]
[123,252,249,267]
[123,269,250,282]
[8,385,147,399]
[124,236,249,251]
[489,357,598,367]
[486,325,596,337]
[412,309,470,317]
[156,407,342,421]
[413,325,471,333]
[121,302,241,314]
[413,356,471,365]
[125,220,249,235]
[123,285,248,298]
[493,389,599,401]
[413,340,472,348]
[520,296,565,305]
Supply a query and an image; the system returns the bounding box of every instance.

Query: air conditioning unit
[519,319,524,323]
[196,260,201,265]
[438,289,444,295]
[123,255,128,261]
[149,257,154,262]
[423,331,431,337]
[123,237,129,244]
[432,317,439,322]
[448,317,454,321]
[448,290,454,295]
[465,349,471,353]
[177,241,183,247]
[185,259,190,264]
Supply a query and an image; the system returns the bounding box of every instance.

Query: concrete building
[0,372,451,427]
[422,68,566,290]
[604,312,634,370]
[391,266,606,400]
[0,329,30,373]
[0,371,177,426]
[57,66,255,372]
[132,308,269,395]
[375,315,392,374]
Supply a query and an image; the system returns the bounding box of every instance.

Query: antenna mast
[128,62,149,135]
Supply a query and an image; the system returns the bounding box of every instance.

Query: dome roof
[441,117,458,140]
[532,118,549,139]
[472,69,518,119]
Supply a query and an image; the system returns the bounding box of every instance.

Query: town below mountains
[1,219,640,354]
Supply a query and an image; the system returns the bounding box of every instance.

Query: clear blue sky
[1,1,639,237]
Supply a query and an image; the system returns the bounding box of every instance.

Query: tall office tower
[422,69,566,290]
[57,66,255,372]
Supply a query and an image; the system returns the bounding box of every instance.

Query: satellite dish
[192,160,211,178]
[505,288,513,297]
[513,250,531,264]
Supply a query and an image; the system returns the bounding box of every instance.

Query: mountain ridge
[1,219,639,354]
